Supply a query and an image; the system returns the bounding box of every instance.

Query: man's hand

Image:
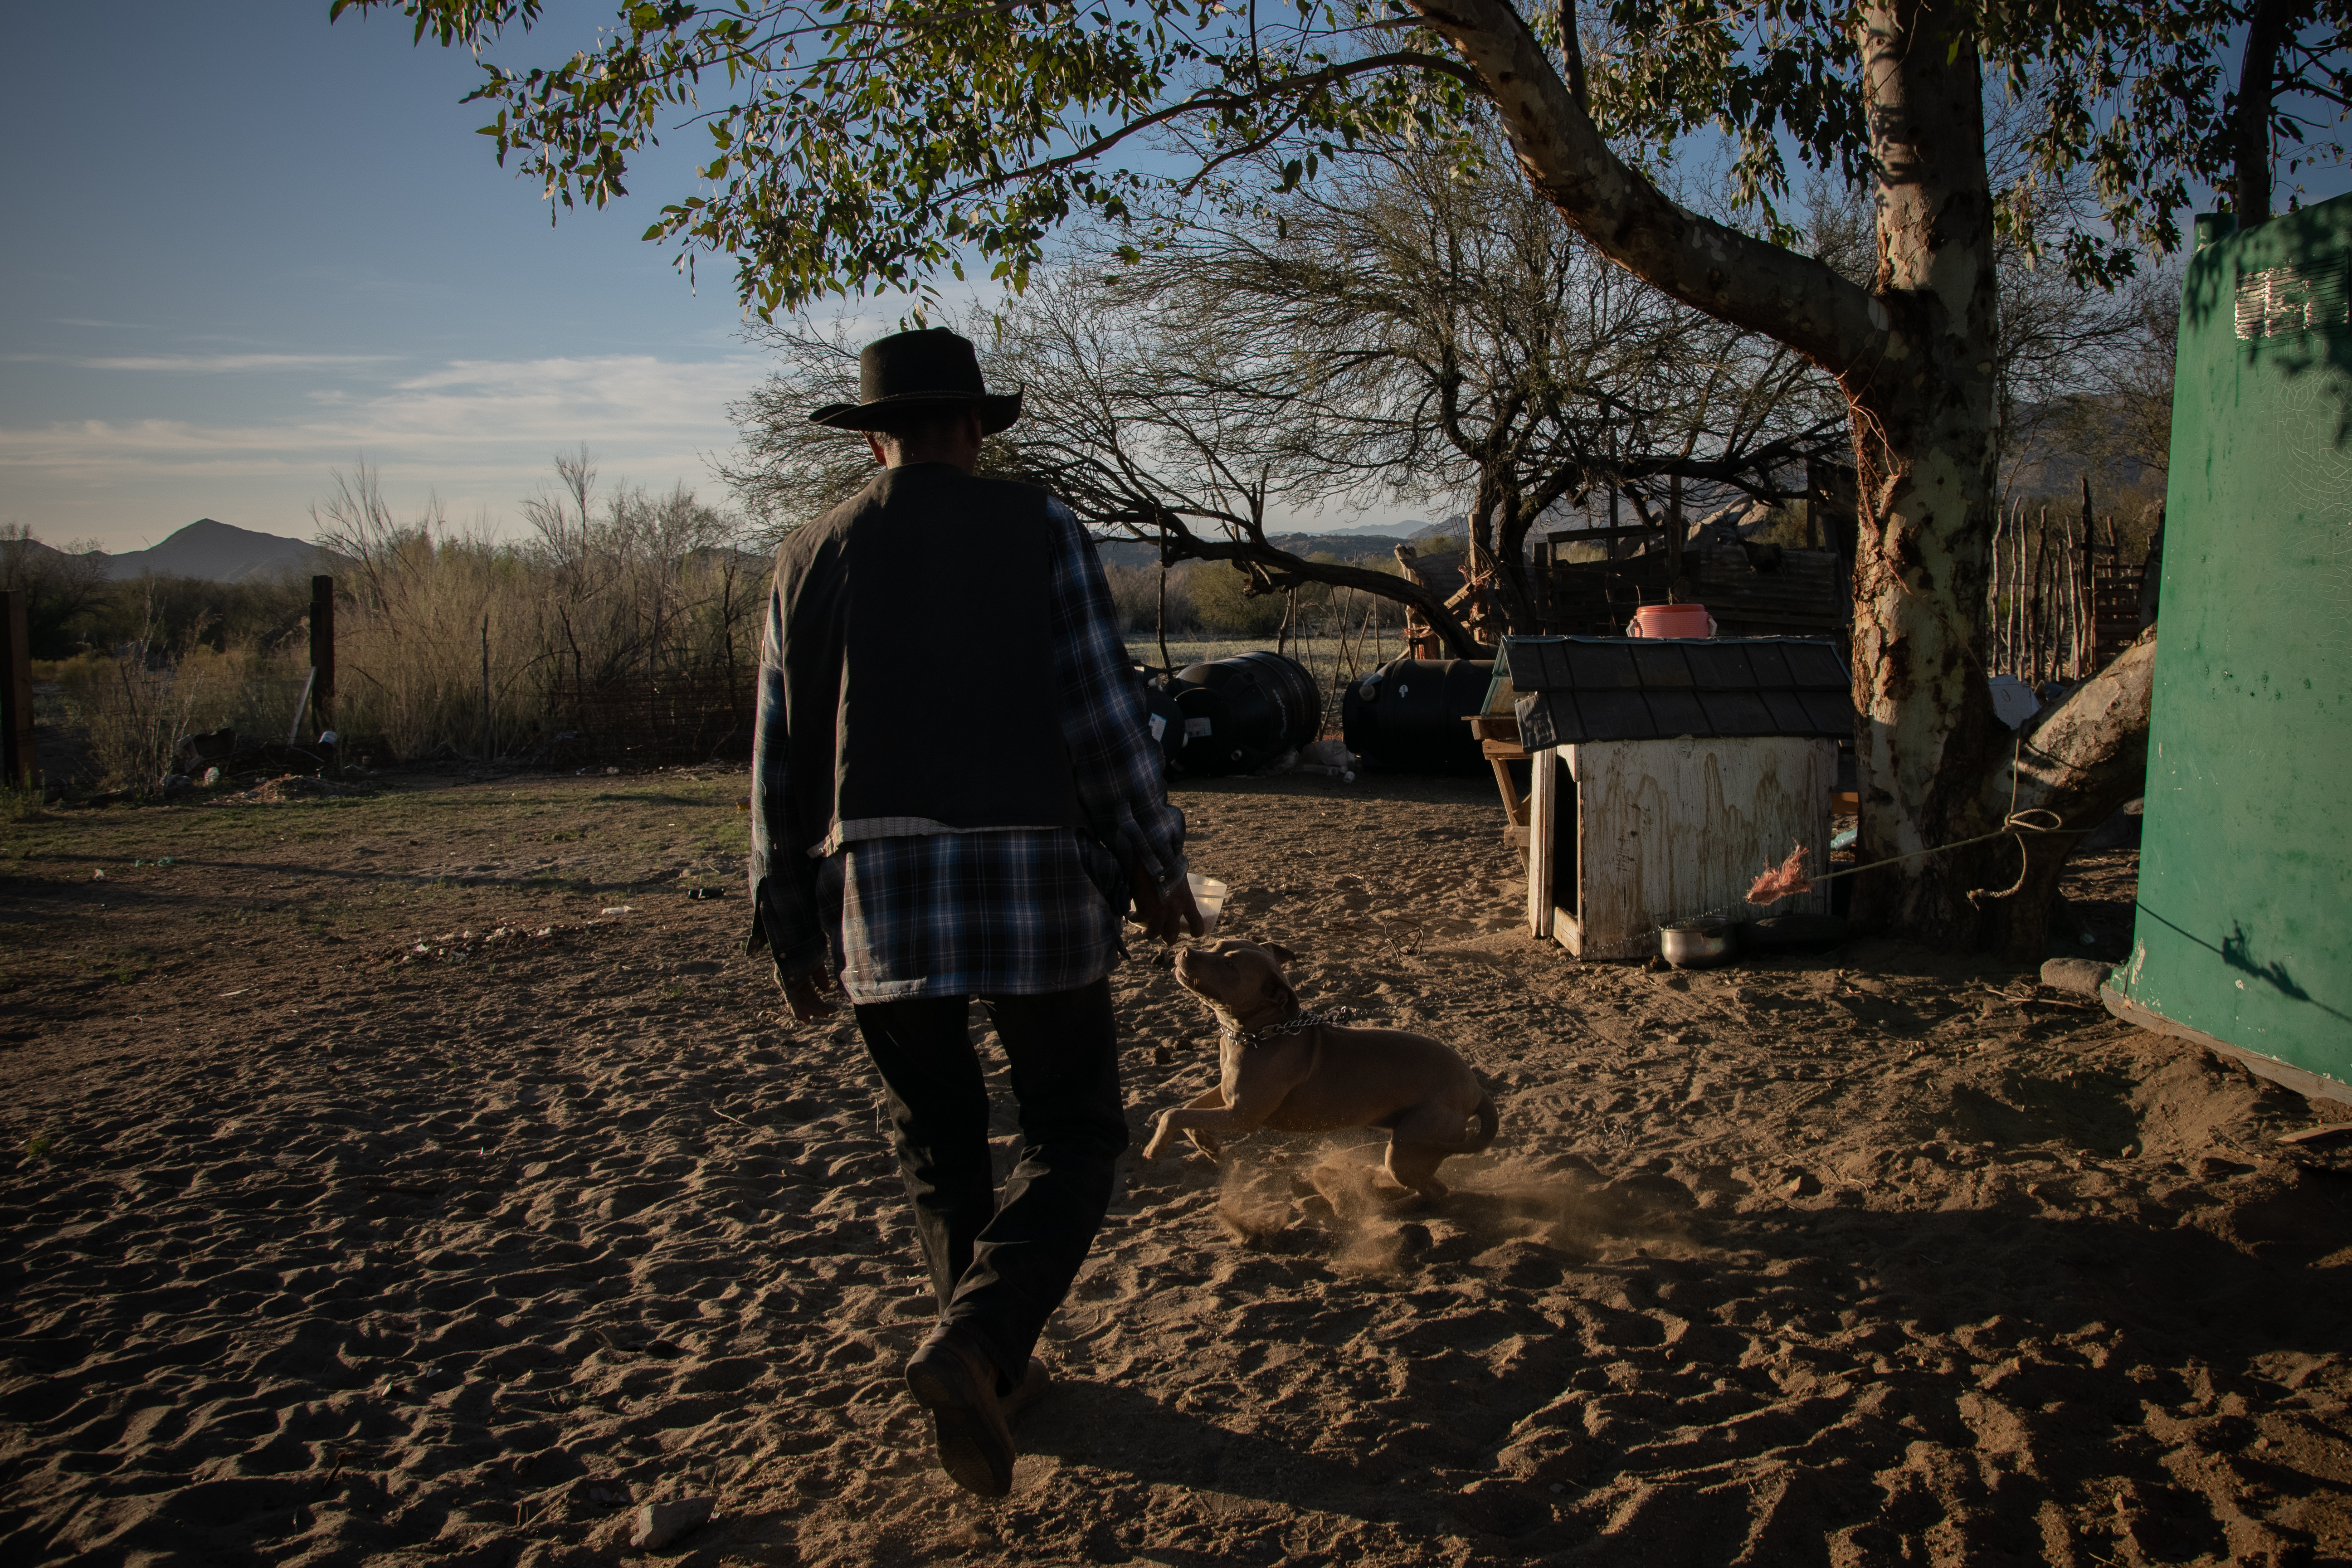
[1130,867,1205,945]
[782,968,838,1023]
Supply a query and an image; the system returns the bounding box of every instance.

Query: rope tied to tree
[1743,740,2089,913]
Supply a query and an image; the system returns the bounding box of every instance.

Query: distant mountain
[1266,531,1411,560]
[103,519,333,583]
[1296,518,1432,537]
[1092,538,1161,570]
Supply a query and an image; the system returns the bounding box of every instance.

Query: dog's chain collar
[1223,1007,1373,1048]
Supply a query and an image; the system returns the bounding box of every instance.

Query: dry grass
[316,459,761,763]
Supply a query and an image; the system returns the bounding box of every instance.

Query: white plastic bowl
[1188,873,1228,936]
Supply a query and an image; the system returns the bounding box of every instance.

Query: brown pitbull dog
[1141,939,1497,1202]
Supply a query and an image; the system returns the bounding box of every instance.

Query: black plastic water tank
[1167,651,1322,774]
[1342,656,1493,773]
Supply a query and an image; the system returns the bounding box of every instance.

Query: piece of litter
[220,989,247,997]
[600,906,634,916]
[2276,1124,2352,1148]
[1746,842,1813,906]
[606,766,620,775]
[92,869,105,880]
[685,887,726,901]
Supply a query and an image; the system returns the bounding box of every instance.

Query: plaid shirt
[747,494,1186,1003]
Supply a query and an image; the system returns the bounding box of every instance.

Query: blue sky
[0,0,788,553]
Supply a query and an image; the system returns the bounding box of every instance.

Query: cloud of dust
[1207,1144,1690,1276]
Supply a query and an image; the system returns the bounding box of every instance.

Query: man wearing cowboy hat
[747,326,1199,1498]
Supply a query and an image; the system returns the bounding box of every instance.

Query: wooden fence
[1988,501,2154,684]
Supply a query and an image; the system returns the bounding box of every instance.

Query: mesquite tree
[345,0,2345,952]
[1117,141,1851,633]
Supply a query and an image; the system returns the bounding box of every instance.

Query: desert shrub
[89,574,312,653]
[1187,560,1290,635]
[50,642,307,790]
[1101,560,1197,635]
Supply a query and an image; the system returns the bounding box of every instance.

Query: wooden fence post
[0,590,31,788]
[309,575,335,735]
[479,614,494,764]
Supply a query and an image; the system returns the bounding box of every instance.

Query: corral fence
[1988,500,2157,685]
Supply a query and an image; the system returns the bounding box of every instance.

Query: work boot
[905,1325,1016,1498]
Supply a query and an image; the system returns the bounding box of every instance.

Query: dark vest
[773,464,1083,857]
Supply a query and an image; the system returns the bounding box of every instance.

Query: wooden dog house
[1504,637,1854,959]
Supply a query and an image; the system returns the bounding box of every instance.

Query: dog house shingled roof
[1505,635,1854,748]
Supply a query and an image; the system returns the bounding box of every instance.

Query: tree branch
[1404,0,1884,376]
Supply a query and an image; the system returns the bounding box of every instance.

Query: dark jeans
[852,978,1128,1392]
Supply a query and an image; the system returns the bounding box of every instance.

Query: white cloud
[0,352,769,546]
[4,351,400,372]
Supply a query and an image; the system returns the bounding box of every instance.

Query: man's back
[771,463,1080,860]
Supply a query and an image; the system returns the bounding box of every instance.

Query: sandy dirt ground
[3,767,2349,1567]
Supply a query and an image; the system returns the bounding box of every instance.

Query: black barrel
[1342,655,1493,773]
[1167,651,1322,774]
[1131,665,1185,768]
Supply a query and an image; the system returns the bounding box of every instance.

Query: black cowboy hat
[806,326,1023,434]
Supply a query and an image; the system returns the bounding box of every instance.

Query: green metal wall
[2110,198,2352,1092]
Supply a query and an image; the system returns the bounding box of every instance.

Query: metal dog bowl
[1659,920,1735,969]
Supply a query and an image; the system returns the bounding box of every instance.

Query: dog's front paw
[1140,1118,1177,1160]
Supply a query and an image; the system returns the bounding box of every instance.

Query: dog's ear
[1261,941,1296,969]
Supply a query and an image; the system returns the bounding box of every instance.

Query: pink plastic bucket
[1625,603,1717,639]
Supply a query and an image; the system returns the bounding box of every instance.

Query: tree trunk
[1978,626,2157,959]
[2234,0,2304,221]
[1838,0,2009,945]
[1494,496,1544,635]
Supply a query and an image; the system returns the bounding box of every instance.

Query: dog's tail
[1465,1095,1499,1153]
